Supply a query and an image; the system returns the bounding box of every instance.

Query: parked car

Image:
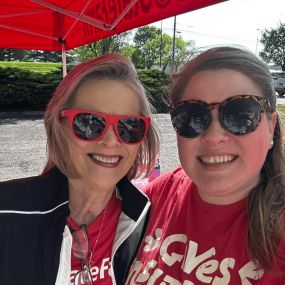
[271,71,285,97]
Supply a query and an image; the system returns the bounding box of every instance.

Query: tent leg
[61,44,67,77]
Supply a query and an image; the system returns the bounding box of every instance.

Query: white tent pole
[61,41,67,77]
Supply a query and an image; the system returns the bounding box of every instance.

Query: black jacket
[0,168,150,285]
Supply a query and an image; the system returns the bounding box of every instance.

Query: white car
[272,71,285,97]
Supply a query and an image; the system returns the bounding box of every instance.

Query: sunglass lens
[221,98,261,135]
[73,113,105,140]
[117,118,147,143]
[171,102,210,138]
[71,228,89,259]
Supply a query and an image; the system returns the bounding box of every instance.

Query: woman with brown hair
[127,46,285,284]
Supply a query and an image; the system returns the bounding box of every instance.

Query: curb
[0,111,44,118]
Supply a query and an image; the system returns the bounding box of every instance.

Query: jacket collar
[117,176,149,221]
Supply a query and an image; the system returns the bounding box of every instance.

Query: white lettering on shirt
[70,257,111,284]
[127,228,264,284]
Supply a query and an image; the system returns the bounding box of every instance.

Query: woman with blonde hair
[0,53,159,284]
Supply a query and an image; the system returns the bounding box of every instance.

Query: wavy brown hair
[43,53,159,180]
[169,46,285,270]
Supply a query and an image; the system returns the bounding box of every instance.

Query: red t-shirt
[68,192,122,284]
[126,167,285,284]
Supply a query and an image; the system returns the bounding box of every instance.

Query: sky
[151,0,285,54]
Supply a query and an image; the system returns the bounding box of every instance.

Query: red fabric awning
[0,0,227,51]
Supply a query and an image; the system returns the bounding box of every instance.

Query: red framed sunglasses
[60,109,150,144]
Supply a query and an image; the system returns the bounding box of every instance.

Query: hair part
[169,45,285,270]
[43,53,159,180]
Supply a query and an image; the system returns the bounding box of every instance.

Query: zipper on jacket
[109,200,151,284]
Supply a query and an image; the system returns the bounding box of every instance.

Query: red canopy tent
[0,0,226,75]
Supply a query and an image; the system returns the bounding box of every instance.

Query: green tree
[259,22,285,71]
[159,34,173,70]
[138,69,170,113]
[133,26,160,46]
[0,49,62,62]
[172,36,195,72]
[132,26,162,69]
[69,31,132,62]
[132,26,195,70]
[120,46,136,59]
[132,36,164,70]
[24,50,61,62]
[0,49,27,61]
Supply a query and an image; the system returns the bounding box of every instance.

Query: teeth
[91,154,120,164]
[200,155,235,164]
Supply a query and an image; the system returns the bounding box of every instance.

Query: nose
[98,124,121,147]
[201,109,229,146]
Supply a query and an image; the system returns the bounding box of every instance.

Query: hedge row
[0,67,62,109]
[0,64,170,113]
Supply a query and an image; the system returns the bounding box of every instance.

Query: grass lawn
[0,61,61,73]
[277,104,285,120]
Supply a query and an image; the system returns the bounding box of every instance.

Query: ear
[269,111,277,137]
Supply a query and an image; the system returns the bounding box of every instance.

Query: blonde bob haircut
[43,53,159,180]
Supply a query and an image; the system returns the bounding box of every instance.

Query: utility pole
[159,20,163,69]
[255,28,260,55]
[172,15,176,72]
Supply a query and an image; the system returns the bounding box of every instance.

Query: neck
[68,178,115,226]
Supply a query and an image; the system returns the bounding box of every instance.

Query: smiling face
[65,79,141,190]
[177,69,276,204]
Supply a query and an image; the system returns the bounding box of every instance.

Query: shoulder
[0,174,45,193]
[144,167,195,201]
[0,167,69,211]
[0,167,64,192]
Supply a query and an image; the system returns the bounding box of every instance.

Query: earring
[269,139,274,148]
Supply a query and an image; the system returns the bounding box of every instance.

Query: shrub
[0,62,171,113]
[138,69,171,113]
[0,67,61,110]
